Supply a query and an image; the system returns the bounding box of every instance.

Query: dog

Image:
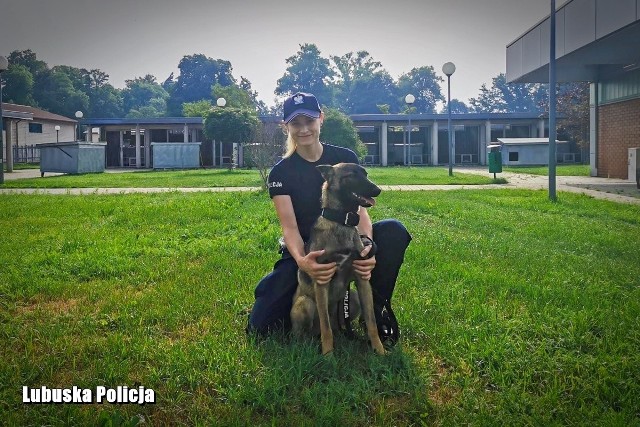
[290,163,386,355]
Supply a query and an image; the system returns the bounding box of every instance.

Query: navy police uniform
[247,143,411,342]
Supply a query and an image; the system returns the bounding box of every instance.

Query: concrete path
[1,166,639,205]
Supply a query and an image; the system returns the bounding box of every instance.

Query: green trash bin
[488,147,502,178]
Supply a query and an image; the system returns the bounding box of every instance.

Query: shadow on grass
[241,330,433,425]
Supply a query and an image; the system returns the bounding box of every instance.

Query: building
[506,0,640,179]
[495,138,570,166]
[1,103,77,164]
[84,113,556,169]
[350,113,554,166]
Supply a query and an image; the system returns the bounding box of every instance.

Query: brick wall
[598,98,640,179]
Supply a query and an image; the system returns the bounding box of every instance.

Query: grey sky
[0,0,564,107]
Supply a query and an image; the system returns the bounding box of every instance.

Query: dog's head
[317,163,381,209]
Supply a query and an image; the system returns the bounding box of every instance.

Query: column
[145,128,151,168]
[381,122,388,166]
[119,131,124,167]
[183,124,189,143]
[135,124,141,168]
[538,119,545,138]
[5,119,13,172]
[431,120,438,165]
[483,120,492,165]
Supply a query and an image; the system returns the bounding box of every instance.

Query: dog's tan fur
[290,163,385,355]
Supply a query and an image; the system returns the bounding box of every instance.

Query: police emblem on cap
[293,94,304,105]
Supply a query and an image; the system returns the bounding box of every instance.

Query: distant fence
[12,145,40,164]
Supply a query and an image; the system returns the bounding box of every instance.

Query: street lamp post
[55,125,60,143]
[214,98,226,166]
[75,111,84,141]
[0,55,8,184]
[442,62,456,176]
[405,94,415,166]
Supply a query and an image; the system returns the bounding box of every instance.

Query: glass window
[29,123,43,133]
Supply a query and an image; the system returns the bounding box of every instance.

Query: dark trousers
[247,219,412,335]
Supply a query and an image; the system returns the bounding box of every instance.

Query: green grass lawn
[1,189,639,425]
[1,166,503,189]
[504,164,590,176]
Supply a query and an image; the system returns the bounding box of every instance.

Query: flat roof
[497,138,566,145]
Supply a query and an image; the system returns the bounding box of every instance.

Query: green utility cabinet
[488,151,502,173]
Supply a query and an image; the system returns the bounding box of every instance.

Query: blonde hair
[283,132,296,158]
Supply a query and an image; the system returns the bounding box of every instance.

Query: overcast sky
[0,0,566,107]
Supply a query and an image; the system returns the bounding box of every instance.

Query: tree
[126,98,167,118]
[275,43,336,105]
[319,108,367,159]
[167,54,236,116]
[332,51,382,111]
[441,99,470,114]
[2,64,36,105]
[239,77,268,114]
[33,68,89,118]
[397,66,444,113]
[470,73,547,113]
[203,107,260,145]
[182,100,213,117]
[245,122,285,189]
[85,69,123,117]
[89,84,123,118]
[555,82,590,162]
[122,75,169,116]
[7,49,47,76]
[343,72,399,114]
[212,83,254,110]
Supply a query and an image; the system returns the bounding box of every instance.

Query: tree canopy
[3,48,581,123]
[319,108,367,159]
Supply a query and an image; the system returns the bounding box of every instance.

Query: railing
[13,145,40,164]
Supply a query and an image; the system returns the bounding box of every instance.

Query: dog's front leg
[355,277,386,355]
[314,282,334,355]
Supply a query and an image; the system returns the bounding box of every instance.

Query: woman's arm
[272,195,337,285]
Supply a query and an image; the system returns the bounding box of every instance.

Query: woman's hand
[297,249,337,285]
[353,246,376,281]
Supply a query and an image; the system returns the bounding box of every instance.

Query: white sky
[0,0,567,107]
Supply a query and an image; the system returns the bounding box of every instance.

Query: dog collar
[321,208,360,227]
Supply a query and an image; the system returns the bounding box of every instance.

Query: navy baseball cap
[283,92,321,123]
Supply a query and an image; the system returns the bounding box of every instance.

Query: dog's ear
[316,164,334,180]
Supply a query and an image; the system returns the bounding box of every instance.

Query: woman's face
[285,113,323,148]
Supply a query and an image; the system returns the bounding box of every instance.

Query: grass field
[1,188,639,425]
[1,167,506,189]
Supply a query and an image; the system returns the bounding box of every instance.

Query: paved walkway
[2,167,639,205]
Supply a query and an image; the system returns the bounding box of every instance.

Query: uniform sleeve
[342,147,359,164]
[267,163,289,198]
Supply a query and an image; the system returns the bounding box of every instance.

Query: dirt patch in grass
[15,296,82,316]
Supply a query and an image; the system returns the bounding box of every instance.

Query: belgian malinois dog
[290,163,386,355]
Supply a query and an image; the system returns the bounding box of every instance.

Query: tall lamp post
[442,62,456,176]
[75,110,83,141]
[548,0,557,201]
[214,98,226,166]
[55,125,60,142]
[404,94,415,166]
[0,55,8,184]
